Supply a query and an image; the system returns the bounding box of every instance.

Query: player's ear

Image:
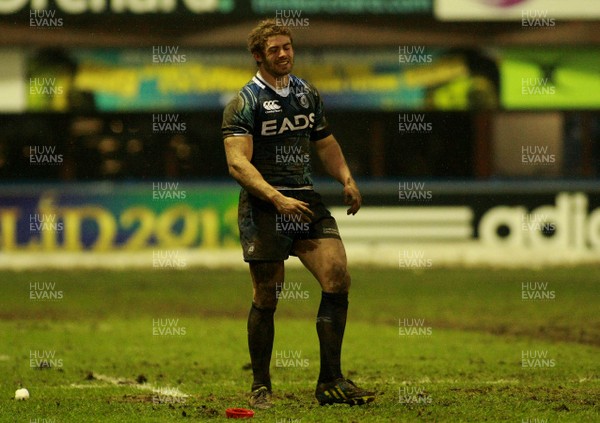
[252,51,263,65]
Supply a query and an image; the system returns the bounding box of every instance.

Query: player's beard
[262,55,294,79]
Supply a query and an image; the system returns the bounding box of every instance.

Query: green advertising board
[500,48,600,109]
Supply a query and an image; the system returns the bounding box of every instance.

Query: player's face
[257,35,294,78]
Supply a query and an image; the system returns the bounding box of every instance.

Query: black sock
[247,302,275,391]
[316,291,348,384]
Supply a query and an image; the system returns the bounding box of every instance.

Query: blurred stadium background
[0,0,599,266]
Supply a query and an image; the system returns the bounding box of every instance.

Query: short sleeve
[309,86,332,141]
[222,89,255,138]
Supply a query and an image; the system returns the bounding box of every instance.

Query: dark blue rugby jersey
[222,73,331,187]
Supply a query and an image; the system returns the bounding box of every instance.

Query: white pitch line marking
[80,373,190,399]
[69,384,115,389]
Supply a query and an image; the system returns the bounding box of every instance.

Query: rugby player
[222,19,375,409]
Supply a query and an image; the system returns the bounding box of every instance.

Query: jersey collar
[254,71,291,97]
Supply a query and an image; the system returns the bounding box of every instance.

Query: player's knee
[253,285,278,309]
[345,272,352,292]
[250,261,283,308]
[325,262,350,293]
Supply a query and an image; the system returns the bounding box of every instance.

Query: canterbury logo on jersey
[263,100,281,113]
[261,113,315,136]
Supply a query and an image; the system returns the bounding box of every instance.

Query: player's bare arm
[224,135,314,221]
[314,134,362,215]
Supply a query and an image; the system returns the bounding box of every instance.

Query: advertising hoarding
[1,182,598,255]
[435,0,599,21]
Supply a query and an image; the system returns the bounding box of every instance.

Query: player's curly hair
[247,19,293,64]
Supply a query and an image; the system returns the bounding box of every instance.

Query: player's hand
[273,195,314,223]
[343,179,362,215]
